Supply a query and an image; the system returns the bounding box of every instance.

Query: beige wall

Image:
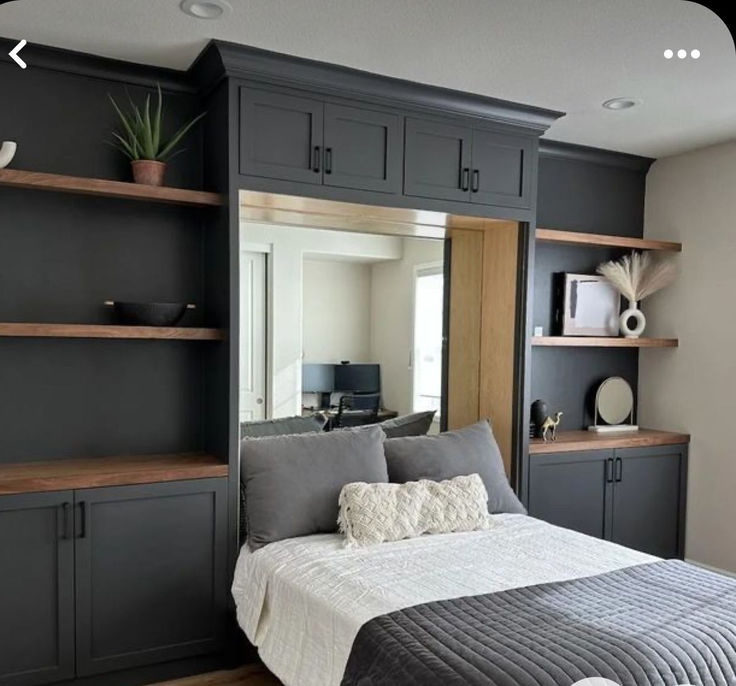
[639,141,736,573]
[303,259,372,364]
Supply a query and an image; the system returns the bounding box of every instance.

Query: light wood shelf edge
[536,228,682,252]
[0,168,225,207]
[0,453,228,495]
[530,429,690,454]
[532,336,678,348]
[0,322,226,340]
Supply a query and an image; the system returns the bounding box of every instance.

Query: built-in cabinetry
[0,477,227,686]
[527,432,689,558]
[239,87,402,194]
[404,119,532,208]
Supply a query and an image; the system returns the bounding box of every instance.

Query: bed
[232,513,736,686]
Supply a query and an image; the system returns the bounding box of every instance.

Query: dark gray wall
[531,142,653,429]
[0,52,214,462]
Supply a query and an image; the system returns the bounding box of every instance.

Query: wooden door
[74,479,227,675]
[611,445,686,558]
[404,118,472,202]
[0,491,75,686]
[470,129,532,209]
[528,450,612,539]
[239,87,324,184]
[323,104,402,194]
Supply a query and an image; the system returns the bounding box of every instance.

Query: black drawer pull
[460,167,470,191]
[78,501,87,539]
[312,146,321,173]
[606,457,614,483]
[471,169,480,193]
[614,457,623,482]
[324,147,333,174]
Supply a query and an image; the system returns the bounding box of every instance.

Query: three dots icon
[664,49,700,59]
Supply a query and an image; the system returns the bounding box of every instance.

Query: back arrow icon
[9,39,27,69]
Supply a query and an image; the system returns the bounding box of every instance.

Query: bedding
[384,420,526,514]
[337,473,491,547]
[232,514,655,686]
[342,559,736,686]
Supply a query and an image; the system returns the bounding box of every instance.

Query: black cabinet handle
[460,167,470,191]
[78,501,87,539]
[324,147,332,174]
[312,146,321,173]
[606,457,614,483]
[471,169,480,193]
[615,457,623,482]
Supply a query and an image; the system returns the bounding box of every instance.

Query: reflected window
[412,265,444,417]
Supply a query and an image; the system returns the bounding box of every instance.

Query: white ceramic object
[619,299,646,338]
[0,141,17,169]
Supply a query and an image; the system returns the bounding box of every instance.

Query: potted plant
[108,85,205,186]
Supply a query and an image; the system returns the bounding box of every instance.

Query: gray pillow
[380,410,436,438]
[240,414,326,439]
[241,425,388,550]
[384,420,526,515]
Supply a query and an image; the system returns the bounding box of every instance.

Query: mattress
[231,514,655,686]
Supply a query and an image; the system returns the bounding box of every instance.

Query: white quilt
[232,514,656,686]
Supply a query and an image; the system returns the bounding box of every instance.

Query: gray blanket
[341,560,736,686]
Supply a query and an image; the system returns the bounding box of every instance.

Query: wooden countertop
[0,453,228,495]
[529,429,690,455]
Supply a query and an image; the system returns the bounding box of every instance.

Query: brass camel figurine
[541,411,563,442]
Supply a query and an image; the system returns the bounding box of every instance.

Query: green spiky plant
[108,85,205,162]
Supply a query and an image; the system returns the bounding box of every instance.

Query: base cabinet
[528,444,688,558]
[0,478,227,686]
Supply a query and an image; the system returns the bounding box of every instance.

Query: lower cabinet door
[610,446,686,558]
[528,450,612,539]
[74,478,228,676]
[0,491,75,686]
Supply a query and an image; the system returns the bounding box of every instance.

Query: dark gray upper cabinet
[74,478,227,676]
[404,118,472,203]
[404,118,533,209]
[240,87,324,184]
[528,444,687,558]
[323,104,402,194]
[527,450,610,539]
[469,130,532,208]
[0,491,75,686]
[610,446,685,558]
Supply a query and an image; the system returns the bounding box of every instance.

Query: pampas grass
[597,252,677,304]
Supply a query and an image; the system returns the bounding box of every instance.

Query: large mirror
[239,217,445,435]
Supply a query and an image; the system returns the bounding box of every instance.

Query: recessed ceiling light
[602,98,641,111]
[180,0,232,19]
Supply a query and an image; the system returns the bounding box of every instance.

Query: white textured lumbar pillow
[337,473,491,547]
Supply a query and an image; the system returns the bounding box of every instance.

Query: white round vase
[620,300,646,338]
[0,141,17,169]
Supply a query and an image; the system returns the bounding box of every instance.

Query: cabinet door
[323,104,402,194]
[404,118,472,202]
[528,450,612,539]
[74,478,227,676]
[611,445,686,558]
[0,491,74,686]
[470,129,533,208]
[240,87,324,184]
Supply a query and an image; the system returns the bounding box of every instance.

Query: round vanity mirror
[595,377,634,425]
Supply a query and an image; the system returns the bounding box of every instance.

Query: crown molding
[189,40,564,134]
[539,139,654,172]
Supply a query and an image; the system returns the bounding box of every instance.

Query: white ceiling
[1,0,734,157]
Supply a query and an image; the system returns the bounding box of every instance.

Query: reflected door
[240,251,267,422]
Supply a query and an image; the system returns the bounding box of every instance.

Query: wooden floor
[155,664,282,686]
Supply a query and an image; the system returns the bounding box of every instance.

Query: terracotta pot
[131,160,167,186]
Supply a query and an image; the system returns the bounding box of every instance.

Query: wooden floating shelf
[530,429,690,455]
[0,168,225,208]
[0,322,225,340]
[532,336,678,348]
[0,453,228,495]
[536,228,682,252]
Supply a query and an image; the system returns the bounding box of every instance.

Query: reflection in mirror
[239,220,444,436]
